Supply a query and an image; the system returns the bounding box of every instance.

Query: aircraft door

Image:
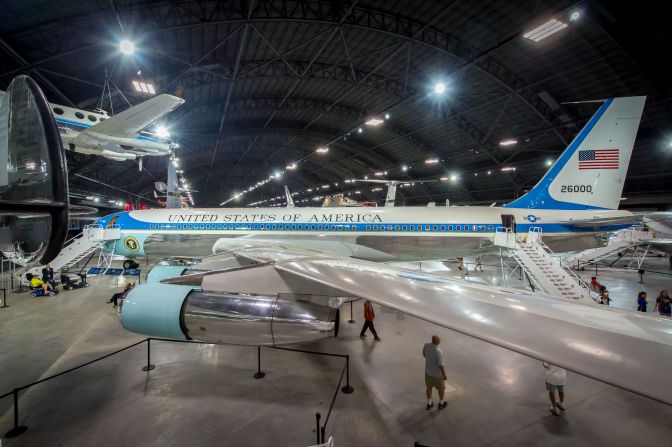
[501,214,516,233]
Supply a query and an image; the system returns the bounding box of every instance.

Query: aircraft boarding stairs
[494,227,594,302]
[563,227,650,270]
[19,224,121,279]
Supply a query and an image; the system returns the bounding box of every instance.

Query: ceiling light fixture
[316,146,329,154]
[501,166,516,172]
[499,139,518,147]
[523,19,568,42]
[434,82,446,94]
[425,158,439,164]
[365,118,384,127]
[286,163,297,170]
[119,39,135,55]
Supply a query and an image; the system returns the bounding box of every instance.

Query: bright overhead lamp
[344,179,351,183]
[365,118,384,127]
[321,185,329,189]
[501,166,516,172]
[487,170,492,175]
[440,176,449,181]
[570,11,580,21]
[374,171,385,176]
[401,165,408,172]
[357,127,363,133]
[450,174,458,182]
[316,146,329,154]
[523,19,568,42]
[499,139,518,147]
[545,159,553,167]
[384,113,390,120]
[425,158,439,165]
[434,82,446,94]
[156,126,170,138]
[273,171,282,179]
[119,39,135,55]
[286,163,297,170]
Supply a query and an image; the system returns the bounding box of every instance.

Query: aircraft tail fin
[505,96,646,210]
[284,185,295,208]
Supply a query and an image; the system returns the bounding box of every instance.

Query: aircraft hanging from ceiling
[0,90,184,161]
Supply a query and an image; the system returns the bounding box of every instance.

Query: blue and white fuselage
[96,96,646,261]
[97,206,634,261]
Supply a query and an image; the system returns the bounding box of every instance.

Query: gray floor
[1,255,671,446]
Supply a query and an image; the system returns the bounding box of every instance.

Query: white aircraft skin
[92,96,672,406]
[0,91,184,161]
[98,96,645,260]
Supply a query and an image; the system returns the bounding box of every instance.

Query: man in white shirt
[422,335,448,410]
[543,362,567,416]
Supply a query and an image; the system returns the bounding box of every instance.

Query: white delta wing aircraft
[97,96,672,405]
[0,90,184,161]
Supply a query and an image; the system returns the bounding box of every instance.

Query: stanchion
[1,288,8,308]
[315,412,321,444]
[348,300,355,324]
[142,338,155,371]
[4,389,28,438]
[254,346,265,379]
[341,355,354,394]
[638,269,645,284]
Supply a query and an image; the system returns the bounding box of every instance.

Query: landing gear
[123,260,139,269]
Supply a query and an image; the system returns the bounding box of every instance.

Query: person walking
[655,290,672,317]
[474,256,483,272]
[359,300,381,341]
[637,291,648,312]
[422,335,448,410]
[543,362,567,416]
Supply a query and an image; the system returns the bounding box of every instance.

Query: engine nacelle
[119,283,339,346]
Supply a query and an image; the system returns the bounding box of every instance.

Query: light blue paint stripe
[146,266,188,283]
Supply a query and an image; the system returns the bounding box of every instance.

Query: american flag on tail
[578,149,619,170]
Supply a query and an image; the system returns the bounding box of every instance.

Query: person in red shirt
[359,300,381,341]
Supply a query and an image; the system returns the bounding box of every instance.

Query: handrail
[0,337,353,442]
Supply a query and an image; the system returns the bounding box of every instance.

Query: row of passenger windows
[148,223,497,232]
[52,107,105,122]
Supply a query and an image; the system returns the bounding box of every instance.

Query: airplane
[0,90,184,161]
[94,96,645,261]
[84,95,672,406]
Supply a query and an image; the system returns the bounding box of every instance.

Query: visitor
[107,283,134,307]
[422,335,447,410]
[543,362,567,416]
[26,273,53,294]
[636,291,647,312]
[655,290,672,317]
[359,300,381,341]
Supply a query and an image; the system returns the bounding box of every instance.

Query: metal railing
[0,337,353,443]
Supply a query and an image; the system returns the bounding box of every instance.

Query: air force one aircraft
[0,90,184,161]
[95,96,672,405]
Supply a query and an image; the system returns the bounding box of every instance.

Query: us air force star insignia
[527,215,538,223]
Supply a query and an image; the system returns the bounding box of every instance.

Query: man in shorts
[422,335,447,410]
[543,362,567,416]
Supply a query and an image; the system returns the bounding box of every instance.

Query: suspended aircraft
[0,90,184,161]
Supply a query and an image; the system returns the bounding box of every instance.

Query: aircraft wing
[83,94,184,138]
[250,253,671,405]
[558,215,642,228]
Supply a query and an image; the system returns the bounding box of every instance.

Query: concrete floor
[1,255,672,446]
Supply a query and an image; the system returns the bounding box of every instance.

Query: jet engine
[119,283,339,346]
